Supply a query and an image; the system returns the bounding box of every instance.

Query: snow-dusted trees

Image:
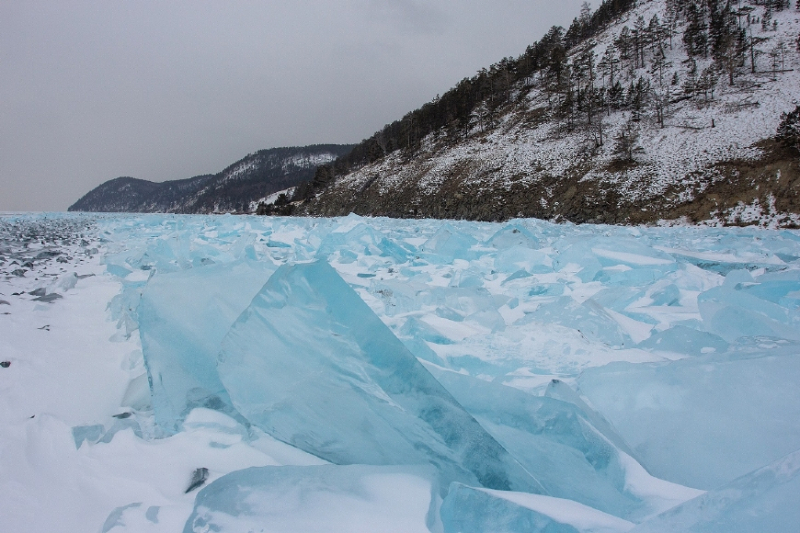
[598,43,620,86]
[776,105,800,152]
[613,117,643,161]
[683,2,709,57]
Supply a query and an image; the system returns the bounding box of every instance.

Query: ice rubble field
[1,213,800,532]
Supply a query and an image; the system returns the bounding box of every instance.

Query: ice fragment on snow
[420,225,477,262]
[631,448,800,533]
[698,283,800,342]
[120,373,151,410]
[485,223,541,249]
[577,350,800,489]
[183,465,438,533]
[440,483,635,533]
[637,326,728,356]
[145,506,160,524]
[101,503,142,533]
[33,292,62,303]
[217,260,543,492]
[71,424,104,448]
[138,260,274,433]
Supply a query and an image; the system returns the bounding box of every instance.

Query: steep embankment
[301,0,800,227]
[69,145,354,214]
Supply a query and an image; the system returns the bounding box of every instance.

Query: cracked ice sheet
[3,213,800,532]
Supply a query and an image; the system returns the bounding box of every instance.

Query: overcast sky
[1,0,584,211]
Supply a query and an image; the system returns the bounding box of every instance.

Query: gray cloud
[0,0,584,211]
[363,0,448,35]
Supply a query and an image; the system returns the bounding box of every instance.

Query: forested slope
[299,0,800,227]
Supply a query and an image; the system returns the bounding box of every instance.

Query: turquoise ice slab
[183,465,440,533]
[631,448,800,533]
[217,260,544,493]
[440,483,635,533]
[427,367,646,520]
[139,259,275,433]
[577,349,800,490]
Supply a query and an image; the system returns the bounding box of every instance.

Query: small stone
[185,468,209,493]
[33,293,62,303]
[0,361,10,368]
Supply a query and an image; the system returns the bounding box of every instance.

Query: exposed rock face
[303,139,800,226]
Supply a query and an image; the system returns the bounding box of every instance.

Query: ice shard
[183,465,439,533]
[139,259,275,433]
[217,259,544,493]
[440,483,635,533]
[427,368,652,519]
[577,349,800,489]
[632,448,800,533]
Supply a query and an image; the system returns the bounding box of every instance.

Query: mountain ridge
[69,144,354,214]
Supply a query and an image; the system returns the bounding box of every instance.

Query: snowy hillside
[2,212,800,531]
[304,0,800,227]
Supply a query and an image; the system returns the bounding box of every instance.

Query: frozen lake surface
[1,213,799,532]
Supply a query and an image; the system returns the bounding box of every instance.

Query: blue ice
[139,259,274,433]
[50,213,800,530]
[577,349,800,490]
[217,260,544,492]
[427,367,649,519]
[632,448,800,532]
[183,465,440,533]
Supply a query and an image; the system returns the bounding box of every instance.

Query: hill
[298,0,800,228]
[69,145,354,214]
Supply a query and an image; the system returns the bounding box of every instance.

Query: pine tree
[776,105,800,152]
[608,80,625,110]
[762,7,772,31]
[617,26,634,72]
[599,43,620,87]
[634,15,648,68]
[650,45,672,86]
[652,87,670,128]
[683,58,699,97]
[614,117,643,161]
[684,3,709,57]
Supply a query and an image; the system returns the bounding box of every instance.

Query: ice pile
[2,213,800,532]
[217,260,542,493]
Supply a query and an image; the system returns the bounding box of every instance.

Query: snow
[249,187,297,212]
[2,212,800,531]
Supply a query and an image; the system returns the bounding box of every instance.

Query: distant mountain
[298,0,800,227]
[69,145,354,214]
